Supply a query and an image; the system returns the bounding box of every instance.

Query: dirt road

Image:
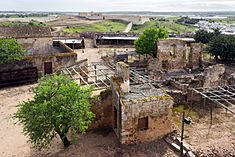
[123,22,133,33]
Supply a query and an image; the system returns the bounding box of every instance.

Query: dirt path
[0,84,35,157]
[123,22,133,33]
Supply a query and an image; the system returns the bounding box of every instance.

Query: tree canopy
[194,29,235,61]
[14,74,94,150]
[194,28,221,44]
[134,27,168,58]
[0,38,26,64]
[194,29,214,44]
[207,34,235,61]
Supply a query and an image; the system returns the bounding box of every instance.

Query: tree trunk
[56,129,71,147]
[60,134,71,147]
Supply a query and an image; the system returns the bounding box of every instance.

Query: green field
[131,17,197,34]
[63,20,127,33]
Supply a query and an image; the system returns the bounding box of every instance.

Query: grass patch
[131,17,197,34]
[172,104,199,128]
[203,51,213,61]
[63,20,127,33]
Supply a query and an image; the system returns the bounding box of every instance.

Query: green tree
[194,30,213,44]
[194,28,221,44]
[207,35,235,61]
[0,38,26,64]
[134,27,168,58]
[14,74,94,150]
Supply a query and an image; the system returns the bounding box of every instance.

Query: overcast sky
[0,0,235,12]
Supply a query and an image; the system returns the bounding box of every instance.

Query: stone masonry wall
[120,96,174,144]
[203,64,226,88]
[157,39,187,71]
[25,52,77,76]
[89,89,113,130]
[0,59,33,73]
[148,39,203,73]
[188,43,203,69]
[17,37,53,56]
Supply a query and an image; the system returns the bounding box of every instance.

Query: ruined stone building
[111,62,174,144]
[0,26,77,87]
[148,38,203,74]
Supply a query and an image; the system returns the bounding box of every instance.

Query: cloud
[0,0,235,12]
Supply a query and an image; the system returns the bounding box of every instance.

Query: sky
[0,0,235,12]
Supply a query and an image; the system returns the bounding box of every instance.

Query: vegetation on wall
[14,74,94,149]
[134,27,168,58]
[0,38,26,64]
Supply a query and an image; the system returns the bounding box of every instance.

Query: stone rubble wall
[0,59,33,73]
[24,52,77,76]
[156,39,187,71]
[115,62,130,93]
[189,43,203,69]
[120,96,174,144]
[203,64,226,88]
[147,39,203,74]
[89,89,113,130]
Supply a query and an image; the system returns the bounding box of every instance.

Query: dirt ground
[182,108,235,156]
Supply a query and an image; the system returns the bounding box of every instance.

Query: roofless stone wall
[148,39,203,73]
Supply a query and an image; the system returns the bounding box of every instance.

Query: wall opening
[170,44,177,58]
[138,117,148,131]
[44,62,53,75]
[162,60,169,71]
